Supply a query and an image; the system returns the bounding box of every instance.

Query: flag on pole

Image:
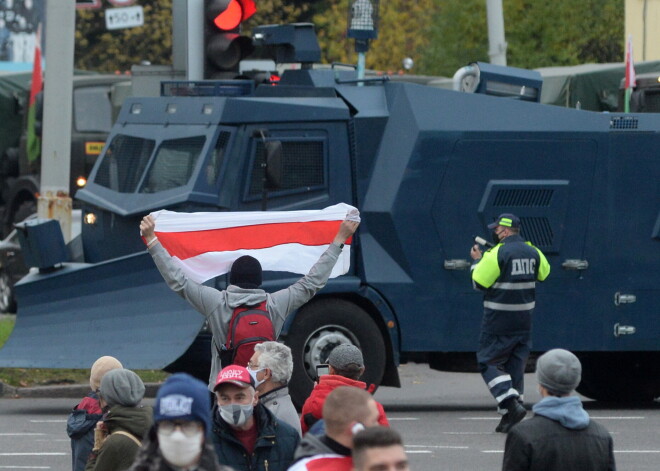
[624,34,636,113]
[148,203,358,283]
[26,39,43,163]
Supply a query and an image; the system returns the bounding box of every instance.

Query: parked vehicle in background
[0,72,130,235]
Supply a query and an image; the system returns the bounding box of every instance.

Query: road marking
[389,417,420,421]
[29,420,67,423]
[442,431,496,435]
[460,417,501,420]
[590,416,645,420]
[0,467,50,469]
[405,450,433,454]
[0,453,67,456]
[615,450,660,453]
[407,445,470,450]
[0,433,46,436]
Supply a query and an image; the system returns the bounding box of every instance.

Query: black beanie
[230,256,262,288]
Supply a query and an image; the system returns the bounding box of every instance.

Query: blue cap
[154,373,211,435]
[488,213,520,230]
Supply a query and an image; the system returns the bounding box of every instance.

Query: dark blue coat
[211,403,299,471]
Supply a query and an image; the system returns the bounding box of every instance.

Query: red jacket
[300,375,389,434]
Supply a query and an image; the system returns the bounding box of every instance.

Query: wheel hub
[303,324,358,379]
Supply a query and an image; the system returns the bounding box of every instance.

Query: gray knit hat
[328,344,364,369]
[536,349,582,395]
[100,369,145,407]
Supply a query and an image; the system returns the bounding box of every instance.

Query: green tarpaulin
[537,61,660,111]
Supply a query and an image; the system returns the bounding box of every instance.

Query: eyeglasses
[158,420,203,437]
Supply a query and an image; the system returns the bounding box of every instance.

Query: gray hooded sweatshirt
[149,241,343,390]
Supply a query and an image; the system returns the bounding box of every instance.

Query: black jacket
[211,403,299,471]
[502,415,616,471]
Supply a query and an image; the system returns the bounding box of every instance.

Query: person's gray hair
[254,341,293,383]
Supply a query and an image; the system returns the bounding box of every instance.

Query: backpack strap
[111,430,142,447]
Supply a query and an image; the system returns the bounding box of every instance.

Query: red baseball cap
[214,365,255,391]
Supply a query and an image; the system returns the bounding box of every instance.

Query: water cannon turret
[252,23,321,69]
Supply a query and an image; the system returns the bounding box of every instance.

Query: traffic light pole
[39,0,75,242]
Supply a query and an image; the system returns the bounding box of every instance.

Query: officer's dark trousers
[477,332,531,410]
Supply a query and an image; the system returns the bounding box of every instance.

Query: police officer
[470,213,550,433]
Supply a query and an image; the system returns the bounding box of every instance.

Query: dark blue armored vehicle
[1,25,658,405]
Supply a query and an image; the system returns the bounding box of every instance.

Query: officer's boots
[495,397,526,433]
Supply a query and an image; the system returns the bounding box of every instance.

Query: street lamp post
[347,0,379,84]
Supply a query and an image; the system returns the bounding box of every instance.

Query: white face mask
[157,429,204,468]
[248,367,267,389]
[219,403,254,427]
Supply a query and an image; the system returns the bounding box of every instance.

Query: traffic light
[204,0,257,78]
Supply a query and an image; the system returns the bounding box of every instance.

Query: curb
[0,381,162,399]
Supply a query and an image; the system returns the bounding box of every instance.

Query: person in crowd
[211,365,299,471]
[139,214,359,392]
[86,369,152,471]
[248,341,302,436]
[289,386,381,471]
[68,356,123,471]
[470,213,550,433]
[128,373,234,471]
[352,427,410,471]
[300,344,389,434]
[502,349,616,471]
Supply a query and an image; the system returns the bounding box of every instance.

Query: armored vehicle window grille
[494,189,553,207]
[609,116,638,130]
[249,141,325,195]
[520,217,553,247]
[205,131,230,186]
[95,135,155,193]
[141,136,206,193]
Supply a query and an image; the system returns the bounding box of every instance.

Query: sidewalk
[0,381,162,398]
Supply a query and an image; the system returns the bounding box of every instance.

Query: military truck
[1,24,658,406]
[0,72,130,235]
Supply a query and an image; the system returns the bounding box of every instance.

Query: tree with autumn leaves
[74,0,624,76]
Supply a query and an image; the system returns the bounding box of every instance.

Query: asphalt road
[1,363,659,471]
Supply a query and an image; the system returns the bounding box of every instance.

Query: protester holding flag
[139,204,360,392]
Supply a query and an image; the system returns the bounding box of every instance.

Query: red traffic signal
[204,0,257,77]
[206,0,257,31]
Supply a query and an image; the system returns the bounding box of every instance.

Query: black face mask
[491,231,501,244]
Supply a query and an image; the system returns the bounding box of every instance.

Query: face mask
[248,367,266,389]
[158,429,203,468]
[219,403,254,427]
[492,230,502,244]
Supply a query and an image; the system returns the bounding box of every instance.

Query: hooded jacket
[68,392,103,471]
[86,405,153,471]
[300,375,389,434]
[502,396,616,471]
[127,425,235,471]
[259,385,302,437]
[149,242,342,391]
[289,434,352,471]
[211,402,299,471]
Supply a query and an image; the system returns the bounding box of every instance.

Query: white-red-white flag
[149,203,358,283]
[625,34,636,89]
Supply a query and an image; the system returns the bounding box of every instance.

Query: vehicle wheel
[0,270,16,313]
[576,352,660,402]
[13,200,37,226]
[284,298,386,410]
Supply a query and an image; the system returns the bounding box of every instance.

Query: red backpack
[218,301,275,368]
